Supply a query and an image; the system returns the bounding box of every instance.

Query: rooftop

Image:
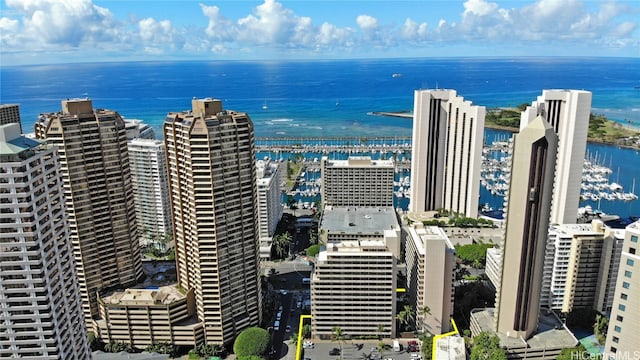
[321,206,399,235]
[101,284,186,306]
[323,156,394,168]
[0,123,42,156]
[471,308,578,350]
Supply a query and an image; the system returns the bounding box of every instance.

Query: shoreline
[370,111,640,151]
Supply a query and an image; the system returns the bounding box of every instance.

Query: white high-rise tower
[410,89,485,217]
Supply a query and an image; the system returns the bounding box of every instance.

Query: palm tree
[396,305,415,332]
[417,305,431,333]
[377,324,386,340]
[332,326,345,359]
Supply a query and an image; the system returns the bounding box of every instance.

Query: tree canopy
[233,327,270,358]
[470,332,506,360]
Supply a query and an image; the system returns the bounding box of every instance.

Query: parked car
[330,348,341,356]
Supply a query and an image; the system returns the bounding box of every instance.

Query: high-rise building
[0,123,89,359]
[409,89,485,217]
[35,99,143,326]
[404,224,455,334]
[604,221,640,356]
[540,221,623,313]
[128,138,172,248]
[321,156,394,207]
[256,158,283,260]
[520,90,592,224]
[470,115,578,359]
[312,206,400,338]
[0,104,21,132]
[124,119,156,140]
[495,114,558,339]
[164,98,261,345]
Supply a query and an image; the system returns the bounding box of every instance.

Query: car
[276,312,282,320]
[286,325,292,331]
[330,348,341,356]
[303,341,314,349]
[279,289,288,295]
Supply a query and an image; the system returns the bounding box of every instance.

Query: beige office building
[164,98,261,345]
[410,89,485,218]
[0,123,89,359]
[605,221,640,357]
[312,206,400,338]
[321,156,394,207]
[128,138,172,248]
[495,114,557,339]
[404,224,455,334]
[520,90,592,224]
[35,99,143,326]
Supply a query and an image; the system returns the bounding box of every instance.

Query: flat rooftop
[321,206,399,235]
[101,283,186,306]
[471,308,578,350]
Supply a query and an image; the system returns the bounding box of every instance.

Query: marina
[257,132,639,219]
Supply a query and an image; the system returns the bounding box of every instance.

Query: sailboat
[262,100,268,110]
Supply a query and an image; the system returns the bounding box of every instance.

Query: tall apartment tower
[256,158,283,260]
[520,90,592,224]
[321,156,394,207]
[0,123,89,359]
[410,89,485,218]
[164,98,261,345]
[605,221,640,355]
[405,224,455,334]
[35,99,143,325]
[128,138,172,248]
[495,115,557,339]
[0,104,21,132]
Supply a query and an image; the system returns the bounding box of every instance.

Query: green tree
[396,305,415,332]
[557,344,587,360]
[233,327,270,358]
[289,332,299,345]
[238,356,265,360]
[470,332,506,360]
[306,244,321,257]
[302,324,312,338]
[332,326,345,359]
[594,313,609,345]
[419,334,434,360]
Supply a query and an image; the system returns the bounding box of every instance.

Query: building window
[632,235,638,243]
[630,248,636,255]
[624,270,632,278]
[621,293,628,300]
[616,315,623,322]
[614,326,621,333]
[611,347,617,354]
[618,304,626,311]
[628,259,635,266]
[622,282,630,289]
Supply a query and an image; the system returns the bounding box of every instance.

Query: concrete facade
[0,123,89,359]
[495,115,557,339]
[604,221,640,357]
[321,156,394,208]
[35,99,143,326]
[410,89,485,218]
[540,221,623,313]
[164,98,261,345]
[256,158,283,260]
[404,224,455,334]
[128,139,172,248]
[520,90,592,225]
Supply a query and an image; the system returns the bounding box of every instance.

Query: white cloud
[0,0,638,64]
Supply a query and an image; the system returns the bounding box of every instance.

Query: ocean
[1,57,639,218]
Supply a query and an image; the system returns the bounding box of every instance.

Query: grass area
[485,106,640,149]
[285,160,304,190]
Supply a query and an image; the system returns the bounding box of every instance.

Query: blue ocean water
[1,57,639,217]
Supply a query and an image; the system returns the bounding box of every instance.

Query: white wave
[271,118,294,122]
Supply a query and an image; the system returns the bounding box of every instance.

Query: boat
[262,100,268,110]
[392,73,403,78]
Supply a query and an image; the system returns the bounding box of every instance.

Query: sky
[1,0,639,66]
